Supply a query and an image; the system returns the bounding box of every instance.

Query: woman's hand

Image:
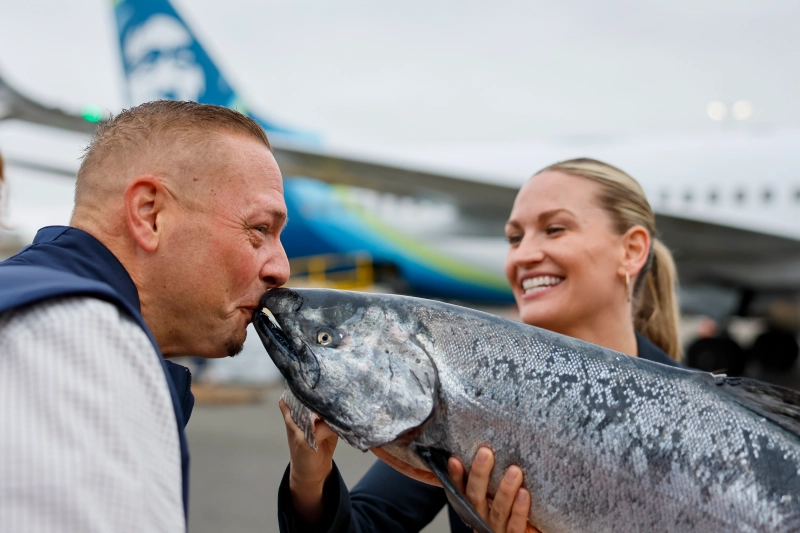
[279,398,339,524]
[448,447,537,533]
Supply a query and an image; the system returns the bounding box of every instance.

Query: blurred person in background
[277,158,681,533]
[0,101,289,532]
[0,150,5,219]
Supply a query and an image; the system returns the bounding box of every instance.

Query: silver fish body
[254,288,800,533]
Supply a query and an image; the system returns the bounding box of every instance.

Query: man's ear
[618,225,651,279]
[124,175,166,253]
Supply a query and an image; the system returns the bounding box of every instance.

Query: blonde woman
[277,158,682,533]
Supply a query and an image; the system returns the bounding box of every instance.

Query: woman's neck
[557,308,639,357]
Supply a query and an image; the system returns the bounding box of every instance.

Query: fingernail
[476,449,489,464]
[505,468,519,482]
[516,489,527,502]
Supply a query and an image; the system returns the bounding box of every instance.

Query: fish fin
[282,387,318,451]
[416,446,493,533]
[713,375,800,438]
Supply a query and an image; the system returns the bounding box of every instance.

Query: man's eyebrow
[270,209,288,229]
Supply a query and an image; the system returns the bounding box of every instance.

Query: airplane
[2,0,800,374]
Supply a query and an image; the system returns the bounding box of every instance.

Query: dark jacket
[0,226,194,522]
[276,331,680,533]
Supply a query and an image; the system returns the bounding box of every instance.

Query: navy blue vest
[0,226,193,521]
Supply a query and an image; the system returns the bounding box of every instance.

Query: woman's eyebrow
[504,219,522,231]
[538,208,576,222]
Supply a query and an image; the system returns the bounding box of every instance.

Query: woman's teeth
[522,276,564,294]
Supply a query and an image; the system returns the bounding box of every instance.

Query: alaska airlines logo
[123,14,205,103]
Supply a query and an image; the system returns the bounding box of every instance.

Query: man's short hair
[75,100,271,204]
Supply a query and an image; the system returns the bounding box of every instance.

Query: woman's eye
[506,234,522,245]
[546,225,565,235]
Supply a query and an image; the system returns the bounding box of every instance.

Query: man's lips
[241,306,259,319]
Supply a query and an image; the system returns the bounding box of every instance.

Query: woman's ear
[618,225,651,279]
[124,175,165,253]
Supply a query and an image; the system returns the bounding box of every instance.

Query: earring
[625,271,631,302]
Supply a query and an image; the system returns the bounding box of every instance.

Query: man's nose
[261,246,291,288]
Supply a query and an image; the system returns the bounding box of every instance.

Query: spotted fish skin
[255,288,800,533]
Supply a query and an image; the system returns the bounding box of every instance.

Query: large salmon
[254,288,800,533]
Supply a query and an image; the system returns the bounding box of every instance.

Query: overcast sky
[2,0,800,238]
[1,0,799,151]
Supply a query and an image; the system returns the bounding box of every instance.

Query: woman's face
[504,170,627,332]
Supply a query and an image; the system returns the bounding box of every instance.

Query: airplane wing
[657,214,800,290]
[3,156,77,178]
[272,144,518,222]
[0,72,101,134]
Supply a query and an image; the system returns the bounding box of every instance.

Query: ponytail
[633,239,681,361]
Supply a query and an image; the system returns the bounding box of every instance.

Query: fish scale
[255,288,800,533]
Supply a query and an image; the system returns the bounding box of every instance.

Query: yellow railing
[288,252,374,290]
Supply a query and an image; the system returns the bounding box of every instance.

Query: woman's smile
[520,275,565,299]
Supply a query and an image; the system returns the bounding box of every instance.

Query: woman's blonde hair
[538,158,681,361]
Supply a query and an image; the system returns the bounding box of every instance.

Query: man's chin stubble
[225,338,245,358]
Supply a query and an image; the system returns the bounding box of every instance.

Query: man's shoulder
[1,296,144,344]
[0,264,120,315]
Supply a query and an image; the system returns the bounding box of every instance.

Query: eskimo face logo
[124,14,205,103]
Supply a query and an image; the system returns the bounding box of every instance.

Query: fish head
[254,288,438,450]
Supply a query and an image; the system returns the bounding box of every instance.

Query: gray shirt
[0,296,185,532]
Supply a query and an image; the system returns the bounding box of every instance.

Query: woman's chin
[518,302,566,330]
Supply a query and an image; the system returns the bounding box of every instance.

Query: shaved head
[74,100,271,216]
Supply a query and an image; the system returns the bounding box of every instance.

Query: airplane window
[684,190,693,202]
[735,189,746,203]
[708,190,719,203]
[660,190,669,203]
[762,189,772,203]
[795,189,800,203]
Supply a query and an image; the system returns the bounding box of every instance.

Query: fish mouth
[253,289,320,389]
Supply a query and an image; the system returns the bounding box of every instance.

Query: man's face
[158,133,290,358]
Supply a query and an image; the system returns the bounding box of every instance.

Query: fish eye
[317,328,335,346]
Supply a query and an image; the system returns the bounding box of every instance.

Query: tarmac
[186,384,451,533]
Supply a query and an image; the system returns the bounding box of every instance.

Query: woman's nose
[513,236,546,265]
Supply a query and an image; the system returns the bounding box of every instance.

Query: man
[0,101,290,531]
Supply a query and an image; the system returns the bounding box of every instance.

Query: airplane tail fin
[113,0,309,139]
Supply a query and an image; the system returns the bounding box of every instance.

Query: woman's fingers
[278,398,306,444]
[464,447,494,519]
[279,398,336,445]
[487,465,525,532]
[507,488,532,533]
[448,456,467,494]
